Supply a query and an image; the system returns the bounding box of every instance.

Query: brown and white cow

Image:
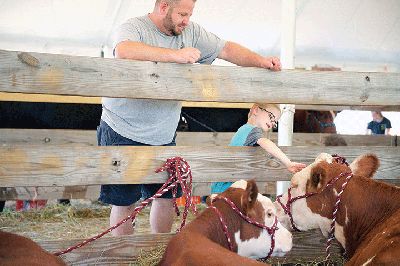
[275,153,400,265]
[160,180,292,266]
[0,230,66,266]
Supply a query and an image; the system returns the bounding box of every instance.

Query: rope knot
[332,154,349,166]
[155,156,198,230]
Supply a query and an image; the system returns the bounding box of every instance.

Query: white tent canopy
[1,0,399,71]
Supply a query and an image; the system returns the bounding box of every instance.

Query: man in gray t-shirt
[98,0,282,236]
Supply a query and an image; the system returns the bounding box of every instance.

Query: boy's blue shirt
[211,123,264,194]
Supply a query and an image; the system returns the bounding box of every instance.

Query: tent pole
[277,0,296,195]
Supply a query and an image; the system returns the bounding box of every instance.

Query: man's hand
[287,162,307,173]
[261,56,282,71]
[173,47,201,63]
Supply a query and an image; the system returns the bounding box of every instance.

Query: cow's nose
[272,238,292,256]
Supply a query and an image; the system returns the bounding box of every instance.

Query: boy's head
[249,103,282,131]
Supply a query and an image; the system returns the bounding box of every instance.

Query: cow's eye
[267,212,273,218]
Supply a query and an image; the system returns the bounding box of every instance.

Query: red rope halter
[209,196,279,259]
[54,156,196,256]
[276,154,352,261]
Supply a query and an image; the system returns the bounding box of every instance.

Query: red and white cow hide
[160,180,292,266]
[275,153,400,265]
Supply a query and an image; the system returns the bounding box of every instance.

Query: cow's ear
[350,153,379,179]
[206,194,218,206]
[312,172,321,187]
[242,179,259,212]
[308,166,326,191]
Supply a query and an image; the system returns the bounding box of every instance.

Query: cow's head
[274,153,379,239]
[215,179,292,258]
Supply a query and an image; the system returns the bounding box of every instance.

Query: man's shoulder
[121,16,148,26]
[183,21,207,35]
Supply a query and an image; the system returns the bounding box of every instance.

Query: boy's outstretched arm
[257,138,306,173]
[286,162,307,173]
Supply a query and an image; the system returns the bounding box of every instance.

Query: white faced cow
[160,180,292,266]
[275,153,400,265]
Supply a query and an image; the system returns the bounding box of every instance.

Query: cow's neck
[338,177,400,257]
[190,201,243,251]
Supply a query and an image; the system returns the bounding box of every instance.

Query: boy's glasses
[258,106,278,128]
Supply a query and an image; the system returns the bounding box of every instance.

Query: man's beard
[163,10,183,36]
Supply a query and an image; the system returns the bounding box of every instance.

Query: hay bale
[135,244,167,266]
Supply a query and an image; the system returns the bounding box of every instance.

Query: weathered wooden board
[0,129,396,147]
[0,129,99,147]
[40,233,172,266]
[0,146,399,187]
[0,186,100,201]
[39,230,342,265]
[0,182,274,200]
[2,92,400,111]
[1,177,399,201]
[1,50,399,106]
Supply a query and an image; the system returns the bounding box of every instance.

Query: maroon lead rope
[326,172,352,260]
[208,205,234,251]
[275,154,352,261]
[54,156,196,256]
[209,196,278,259]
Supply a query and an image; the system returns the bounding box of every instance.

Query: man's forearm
[115,41,176,62]
[218,41,265,67]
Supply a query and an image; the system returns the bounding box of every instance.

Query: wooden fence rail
[1,49,400,106]
[0,129,397,147]
[1,129,398,200]
[2,92,400,112]
[0,182,282,200]
[1,146,399,188]
[39,230,342,265]
[2,178,399,201]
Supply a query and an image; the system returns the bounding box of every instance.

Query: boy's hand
[287,162,307,173]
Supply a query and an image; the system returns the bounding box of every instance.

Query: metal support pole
[277,0,296,195]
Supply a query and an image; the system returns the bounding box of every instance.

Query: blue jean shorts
[97,120,181,206]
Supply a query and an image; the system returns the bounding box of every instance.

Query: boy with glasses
[211,103,306,194]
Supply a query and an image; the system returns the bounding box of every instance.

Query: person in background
[366,111,392,135]
[99,0,282,236]
[211,103,306,194]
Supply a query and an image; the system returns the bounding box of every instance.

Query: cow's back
[0,231,66,266]
[159,231,267,266]
[347,208,400,266]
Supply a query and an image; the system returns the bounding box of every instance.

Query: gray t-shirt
[101,15,226,145]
